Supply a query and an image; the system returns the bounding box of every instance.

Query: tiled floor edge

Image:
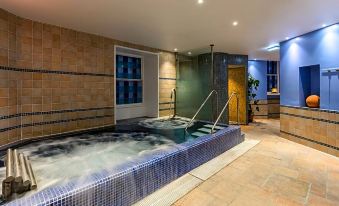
[132,174,203,206]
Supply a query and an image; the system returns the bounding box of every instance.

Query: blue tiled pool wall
[6,126,243,206]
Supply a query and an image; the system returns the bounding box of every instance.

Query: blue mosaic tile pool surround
[6,126,242,206]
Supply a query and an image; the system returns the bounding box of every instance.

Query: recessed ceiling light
[174,48,178,52]
[198,0,204,4]
[267,44,280,52]
[233,21,238,26]
[188,52,192,55]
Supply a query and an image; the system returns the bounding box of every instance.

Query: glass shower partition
[176,52,216,123]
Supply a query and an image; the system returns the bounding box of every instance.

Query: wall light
[188,52,192,55]
[266,44,280,51]
[285,37,290,40]
[322,24,327,27]
[198,0,204,4]
[174,48,178,52]
[233,21,238,26]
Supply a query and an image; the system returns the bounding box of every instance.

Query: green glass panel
[176,54,214,122]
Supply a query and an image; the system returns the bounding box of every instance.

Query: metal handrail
[185,90,218,135]
[169,88,176,119]
[211,92,239,134]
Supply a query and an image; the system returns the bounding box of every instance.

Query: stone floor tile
[174,188,227,206]
[307,194,338,206]
[275,195,304,206]
[173,119,339,206]
[204,180,243,205]
[263,174,311,204]
[229,184,276,206]
[272,166,299,179]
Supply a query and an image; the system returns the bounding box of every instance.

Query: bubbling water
[138,116,193,130]
[0,132,176,197]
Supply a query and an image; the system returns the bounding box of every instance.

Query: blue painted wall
[299,65,320,107]
[248,60,267,100]
[280,24,339,110]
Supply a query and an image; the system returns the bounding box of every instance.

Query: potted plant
[248,74,260,122]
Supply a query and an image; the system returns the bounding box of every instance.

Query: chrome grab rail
[211,92,239,134]
[169,88,177,119]
[185,90,218,136]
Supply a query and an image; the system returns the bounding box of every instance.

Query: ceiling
[2,0,339,60]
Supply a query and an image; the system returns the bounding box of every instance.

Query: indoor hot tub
[0,117,243,206]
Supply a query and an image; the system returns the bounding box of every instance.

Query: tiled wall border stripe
[159,102,175,105]
[280,130,339,151]
[249,99,270,105]
[267,103,280,105]
[159,108,172,111]
[159,77,176,80]
[0,107,115,120]
[0,124,115,154]
[250,103,280,106]
[250,103,268,105]
[0,114,114,133]
[281,105,339,114]
[280,112,338,125]
[0,66,114,77]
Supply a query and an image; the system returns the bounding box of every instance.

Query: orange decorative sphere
[306,95,320,108]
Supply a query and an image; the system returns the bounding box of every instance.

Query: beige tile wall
[0,8,176,147]
[268,99,280,118]
[280,106,339,157]
[251,100,268,119]
[251,99,280,119]
[159,52,176,117]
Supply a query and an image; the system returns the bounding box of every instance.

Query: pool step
[191,124,228,138]
[202,124,225,130]
[191,132,209,138]
[197,127,214,133]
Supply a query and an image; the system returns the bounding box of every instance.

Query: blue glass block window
[116,55,142,105]
[267,61,279,93]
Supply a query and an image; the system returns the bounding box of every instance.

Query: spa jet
[2,149,37,200]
